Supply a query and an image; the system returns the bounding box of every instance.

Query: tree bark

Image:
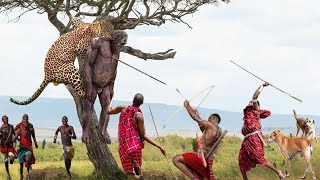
[65,59,126,178]
[122,46,176,60]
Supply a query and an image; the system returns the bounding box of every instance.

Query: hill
[1,96,319,136]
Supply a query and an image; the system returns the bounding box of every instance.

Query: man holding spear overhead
[238,82,285,180]
[172,100,222,180]
[107,93,166,180]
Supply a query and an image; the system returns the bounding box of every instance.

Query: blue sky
[0,0,319,115]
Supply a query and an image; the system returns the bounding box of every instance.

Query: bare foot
[103,131,111,144]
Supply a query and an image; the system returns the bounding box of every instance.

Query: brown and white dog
[293,110,318,143]
[268,130,315,180]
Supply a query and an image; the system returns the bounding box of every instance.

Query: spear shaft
[230,60,302,102]
[113,56,166,85]
[148,105,178,179]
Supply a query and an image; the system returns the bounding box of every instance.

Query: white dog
[294,110,318,143]
[305,118,318,143]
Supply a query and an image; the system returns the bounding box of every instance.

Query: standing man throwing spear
[238,82,285,180]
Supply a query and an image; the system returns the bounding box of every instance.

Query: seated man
[173,100,222,180]
[107,93,166,180]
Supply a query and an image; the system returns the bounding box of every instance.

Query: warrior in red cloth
[0,115,16,180]
[13,114,38,180]
[238,82,285,180]
[107,93,166,180]
[172,100,222,180]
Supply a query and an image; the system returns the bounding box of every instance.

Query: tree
[0,0,229,177]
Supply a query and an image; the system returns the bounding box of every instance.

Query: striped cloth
[238,105,271,173]
[182,152,214,180]
[120,149,142,173]
[118,106,144,162]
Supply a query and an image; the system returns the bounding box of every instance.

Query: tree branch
[1,0,230,30]
[121,46,176,60]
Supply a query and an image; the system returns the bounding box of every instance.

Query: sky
[0,0,319,116]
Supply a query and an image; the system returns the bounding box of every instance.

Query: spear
[148,104,178,180]
[112,56,166,85]
[230,60,302,102]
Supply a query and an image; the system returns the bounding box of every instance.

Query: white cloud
[1,0,319,116]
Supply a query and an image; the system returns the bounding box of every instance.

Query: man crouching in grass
[107,93,166,180]
[172,100,222,180]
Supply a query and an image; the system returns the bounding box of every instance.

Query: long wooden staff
[148,105,178,180]
[230,60,302,102]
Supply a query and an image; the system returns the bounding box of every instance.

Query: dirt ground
[143,170,186,179]
[29,168,78,180]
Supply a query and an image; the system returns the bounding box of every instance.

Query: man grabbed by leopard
[81,30,128,143]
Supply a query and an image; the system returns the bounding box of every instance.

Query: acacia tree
[0,0,229,178]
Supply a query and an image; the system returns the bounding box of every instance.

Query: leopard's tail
[10,80,50,105]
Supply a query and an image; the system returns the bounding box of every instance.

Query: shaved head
[133,93,144,107]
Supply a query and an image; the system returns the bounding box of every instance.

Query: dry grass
[0,135,319,179]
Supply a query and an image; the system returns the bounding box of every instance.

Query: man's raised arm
[250,82,269,111]
[252,82,269,100]
[184,100,210,131]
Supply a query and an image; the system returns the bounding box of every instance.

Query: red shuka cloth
[183,152,214,180]
[17,123,36,166]
[120,149,142,173]
[238,106,271,173]
[0,147,16,156]
[118,106,144,162]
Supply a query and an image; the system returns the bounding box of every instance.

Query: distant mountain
[1,96,319,133]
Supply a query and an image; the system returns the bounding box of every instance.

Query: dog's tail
[293,110,298,120]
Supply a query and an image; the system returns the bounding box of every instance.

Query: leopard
[10,18,114,105]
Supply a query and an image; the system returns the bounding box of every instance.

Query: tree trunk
[84,111,124,178]
[65,59,126,179]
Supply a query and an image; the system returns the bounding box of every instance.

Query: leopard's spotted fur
[10,19,114,105]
